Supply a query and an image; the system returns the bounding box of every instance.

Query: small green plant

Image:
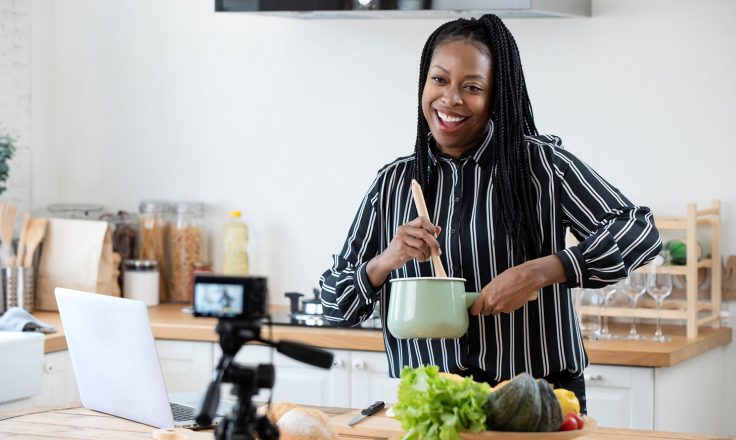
[0,129,16,196]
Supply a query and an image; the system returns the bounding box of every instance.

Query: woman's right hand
[366,217,441,288]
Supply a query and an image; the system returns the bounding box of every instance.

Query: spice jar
[123,259,160,306]
[169,202,206,303]
[101,211,139,289]
[139,200,172,302]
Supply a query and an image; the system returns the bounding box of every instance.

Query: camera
[193,275,334,440]
[193,274,267,320]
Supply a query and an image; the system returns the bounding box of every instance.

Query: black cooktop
[266,309,382,330]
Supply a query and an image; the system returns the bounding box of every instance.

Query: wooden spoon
[23,217,48,268]
[0,204,17,266]
[16,212,30,267]
[410,179,448,278]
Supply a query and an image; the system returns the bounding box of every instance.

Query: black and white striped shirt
[319,127,662,380]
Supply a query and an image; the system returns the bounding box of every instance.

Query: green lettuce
[393,365,491,440]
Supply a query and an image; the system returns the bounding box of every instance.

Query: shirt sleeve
[319,176,384,327]
[553,147,662,288]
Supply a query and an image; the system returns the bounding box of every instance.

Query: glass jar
[169,202,206,303]
[139,200,172,302]
[47,203,104,220]
[123,259,160,306]
[100,210,139,290]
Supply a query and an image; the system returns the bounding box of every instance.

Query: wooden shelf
[582,200,722,339]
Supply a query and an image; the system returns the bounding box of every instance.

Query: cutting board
[333,409,598,440]
[333,409,404,439]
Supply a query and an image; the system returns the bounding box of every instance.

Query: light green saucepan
[387,277,479,339]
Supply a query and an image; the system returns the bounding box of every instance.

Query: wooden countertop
[1,404,731,440]
[35,304,731,368]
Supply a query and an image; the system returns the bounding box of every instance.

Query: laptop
[55,287,225,429]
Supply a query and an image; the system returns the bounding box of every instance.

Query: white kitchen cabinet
[32,350,80,406]
[221,344,351,407]
[216,345,399,409]
[584,364,654,430]
[155,340,214,393]
[0,350,80,412]
[586,347,727,436]
[654,347,723,435]
[349,350,400,408]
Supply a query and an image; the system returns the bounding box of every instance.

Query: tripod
[196,319,333,440]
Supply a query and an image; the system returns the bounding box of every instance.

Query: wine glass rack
[578,200,721,339]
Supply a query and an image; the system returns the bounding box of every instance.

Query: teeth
[438,111,466,123]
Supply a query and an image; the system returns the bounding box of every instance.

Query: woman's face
[421,39,493,158]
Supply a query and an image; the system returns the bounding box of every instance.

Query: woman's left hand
[469,255,566,315]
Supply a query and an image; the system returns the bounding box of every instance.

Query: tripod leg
[256,414,280,440]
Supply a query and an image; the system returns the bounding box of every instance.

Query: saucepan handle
[465,291,480,308]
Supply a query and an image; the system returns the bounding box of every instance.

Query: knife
[348,400,385,427]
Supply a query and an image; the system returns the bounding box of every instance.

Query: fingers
[408,216,439,237]
[401,220,442,257]
[402,236,431,261]
[470,294,497,316]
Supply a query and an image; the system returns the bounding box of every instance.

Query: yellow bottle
[222,210,249,275]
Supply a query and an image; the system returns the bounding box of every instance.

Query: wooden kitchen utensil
[22,217,48,267]
[411,179,448,278]
[15,212,30,267]
[0,204,17,266]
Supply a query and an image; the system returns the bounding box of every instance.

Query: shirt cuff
[355,261,379,304]
[556,247,589,288]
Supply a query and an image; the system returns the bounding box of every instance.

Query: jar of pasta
[139,200,172,302]
[169,201,207,303]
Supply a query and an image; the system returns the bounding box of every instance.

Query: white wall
[23,0,736,303]
[0,0,32,212]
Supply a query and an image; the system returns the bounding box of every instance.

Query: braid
[412,14,542,263]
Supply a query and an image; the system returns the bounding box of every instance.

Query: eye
[465,84,483,93]
[431,76,447,85]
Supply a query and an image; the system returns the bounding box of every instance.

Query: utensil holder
[1,266,35,314]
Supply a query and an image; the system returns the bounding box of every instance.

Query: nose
[442,86,463,106]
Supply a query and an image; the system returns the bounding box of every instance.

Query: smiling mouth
[435,110,468,131]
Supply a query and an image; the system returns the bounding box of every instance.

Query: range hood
[214,0,591,19]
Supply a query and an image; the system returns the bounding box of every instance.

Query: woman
[319,14,660,413]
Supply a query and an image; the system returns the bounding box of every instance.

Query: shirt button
[454,196,461,204]
[452,264,461,272]
[451,228,456,235]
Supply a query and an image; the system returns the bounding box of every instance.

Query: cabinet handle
[352,359,366,370]
[332,358,345,369]
[43,362,54,373]
[584,374,603,381]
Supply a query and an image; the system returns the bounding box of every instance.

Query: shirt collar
[427,120,495,168]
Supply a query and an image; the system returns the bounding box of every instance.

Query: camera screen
[194,283,245,318]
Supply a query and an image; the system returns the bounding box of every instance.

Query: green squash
[486,372,541,432]
[536,378,563,432]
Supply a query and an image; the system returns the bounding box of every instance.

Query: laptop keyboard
[170,402,225,422]
[170,403,196,422]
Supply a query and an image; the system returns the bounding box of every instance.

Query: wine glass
[577,288,602,340]
[622,272,646,340]
[647,251,673,342]
[597,283,620,340]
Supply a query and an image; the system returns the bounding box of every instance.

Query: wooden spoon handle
[411,179,447,278]
[16,213,30,268]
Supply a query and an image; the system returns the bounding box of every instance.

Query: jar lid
[48,204,105,218]
[174,201,205,215]
[139,200,173,215]
[124,259,159,270]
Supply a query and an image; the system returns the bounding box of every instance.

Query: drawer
[584,364,649,388]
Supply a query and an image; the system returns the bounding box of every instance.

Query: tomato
[570,413,585,430]
[559,414,579,431]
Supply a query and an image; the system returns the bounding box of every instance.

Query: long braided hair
[412,14,541,263]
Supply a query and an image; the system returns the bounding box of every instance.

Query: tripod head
[192,275,334,440]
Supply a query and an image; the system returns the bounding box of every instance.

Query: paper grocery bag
[36,218,121,311]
